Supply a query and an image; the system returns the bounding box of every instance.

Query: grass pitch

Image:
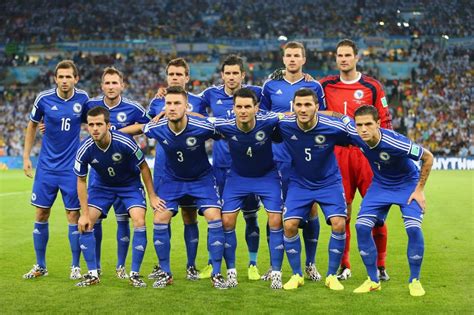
[0,170,473,314]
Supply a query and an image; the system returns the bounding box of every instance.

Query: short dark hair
[336,39,358,56]
[55,60,79,77]
[354,105,379,121]
[166,85,188,100]
[233,88,258,106]
[166,58,190,76]
[102,66,124,82]
[87,106,110,123]
[293,88,317,104]
[283,41,306,58]
[221,54,245,73]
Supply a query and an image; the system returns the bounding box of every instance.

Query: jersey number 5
[305,148,311,161]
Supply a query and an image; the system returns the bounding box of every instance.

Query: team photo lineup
[22,39,435,296]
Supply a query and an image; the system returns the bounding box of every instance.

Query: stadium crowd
[2,0,471,43]
[0,0,471,157]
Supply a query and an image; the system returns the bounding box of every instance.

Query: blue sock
[153,224,171,273]
[269,228,284,271]
[79,231,97,272]
[208,220,224,275]
[116,217,130,268]
[327,231,346,276]
[405,219,424,282]
[184,222,199,267]
[93,220,102,269]
[356,217,378,281]
[284,234,302,276]
[223,229,237,269]
[33,222,49,268]
[68,224,81,267]
[243,212,259,266]
[303,216,319,266]
[131,226,147,273]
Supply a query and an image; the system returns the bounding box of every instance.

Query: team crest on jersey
[186,137,197,147]
[187,103,194,112]
[255,131,266,141]
[117,112,127,122]
[379,152,390,161]
[31,193,37,201]
[73,103,82,113]
[112,153,123,162]
[354,90,364,100]
[314,135,326,144]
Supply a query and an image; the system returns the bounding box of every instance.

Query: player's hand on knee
[78,215,92,233]
[408,188,426,214]
[150,196,166,213]
[23,159,33,178]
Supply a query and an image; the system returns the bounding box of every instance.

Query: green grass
[0,170,473,314]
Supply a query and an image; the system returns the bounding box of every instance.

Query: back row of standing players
[22,39,430,295]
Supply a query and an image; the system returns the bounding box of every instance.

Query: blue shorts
[222,169,282,214]
[88,185,147,218]
[358,182,424,224]
[31,167,80,210]
[158,173,221,216]
[284,181,347,224]
[214,167,260,213]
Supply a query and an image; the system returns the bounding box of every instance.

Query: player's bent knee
[267,213,283,229]
[66,210,80,223]
[181,207,198,224]
[283,219,299,237]
[222,213,237,230]
[35,207,51,222]
[129,207,146,227]
[203,207,222,221]
[330,216,346,232]
[153,209,173,224]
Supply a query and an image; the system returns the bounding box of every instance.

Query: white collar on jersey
[340,72,362,85]
[103,95,122,110]
[283,76,305,86]
[367,130,382,149]
[55,88,76,102]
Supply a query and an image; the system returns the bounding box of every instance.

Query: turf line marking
[0,191,30,197]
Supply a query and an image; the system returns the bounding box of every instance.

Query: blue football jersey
[278,114,351,189]
[30,88,89,171]
[200,84,262,168]
[261,78,326,163]
[214,111,278,177]
[147,92,207,180]
[343,117,423,186]
[85,96,150,130]
[74,131,145,188]
[143,116,220,181]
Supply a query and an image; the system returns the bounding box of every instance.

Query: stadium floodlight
[278,35,288,41]
[442,34,449,40]
[378,21,385,26]
[403,22,410,27]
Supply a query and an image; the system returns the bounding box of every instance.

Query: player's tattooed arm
[407,148,434,213]
[319,110,344,119]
